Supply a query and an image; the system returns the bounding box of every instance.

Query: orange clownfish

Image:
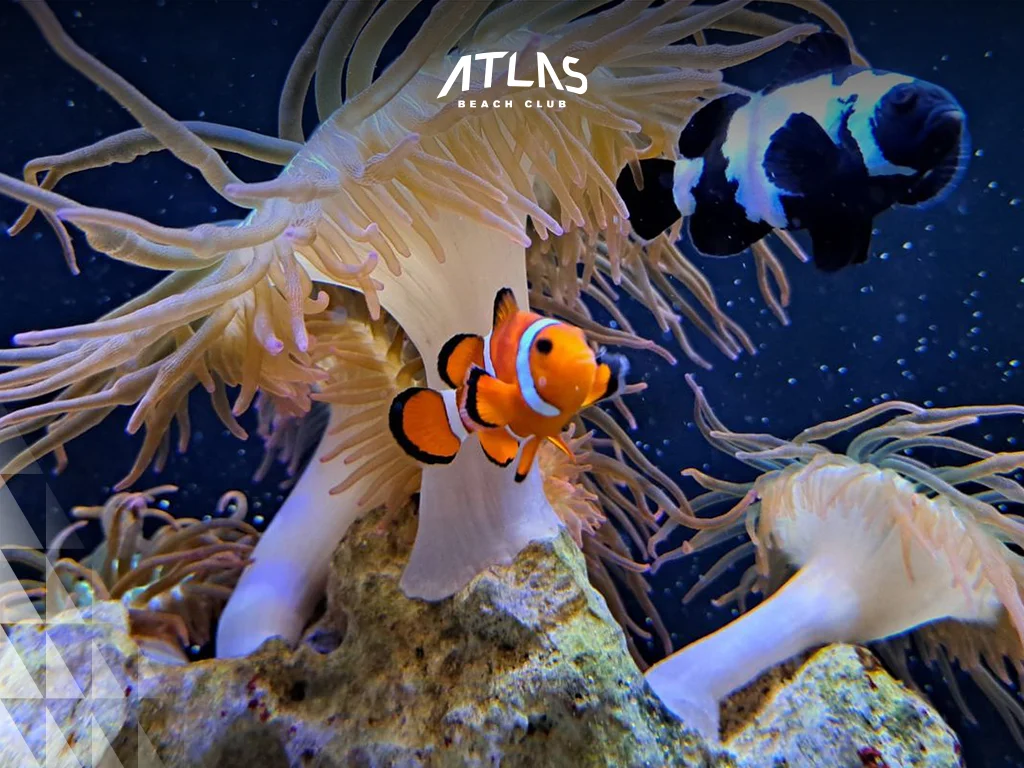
[389,288,628,482]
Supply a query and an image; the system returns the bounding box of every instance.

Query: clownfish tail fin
[389,387,464,465]
[437,332,485,389]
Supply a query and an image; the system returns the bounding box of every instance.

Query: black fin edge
[480,439,515,468]
[388,388,457,465]
[464,366,499,429]
[437,333,479,389]
[493,287,517,328]
[597,352,630,400]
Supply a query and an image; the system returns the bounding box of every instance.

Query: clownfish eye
[891,87,918,112]
[535,338,553,355]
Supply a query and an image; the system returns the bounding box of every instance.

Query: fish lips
[915,107,966,169]
[904,109,970,205]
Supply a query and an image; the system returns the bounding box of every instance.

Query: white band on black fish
[516,319,560,417]
[672,157,704,218]
[844,70,917,177]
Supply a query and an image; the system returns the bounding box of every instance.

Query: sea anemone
[0,0,853,654]
[0,486,257,664]
[217,288,423,656]
[644,375,1024,742]
[231,289,677,662]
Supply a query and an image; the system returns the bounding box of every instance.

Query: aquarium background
[0,2,1021,765]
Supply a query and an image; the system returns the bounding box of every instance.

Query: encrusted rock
[0,506,963,768]
[1,508,712,767]
[724,644,963,768]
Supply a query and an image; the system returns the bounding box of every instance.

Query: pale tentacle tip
[262,335,285,356]
[52,207,82,223]
[283,225,316,246]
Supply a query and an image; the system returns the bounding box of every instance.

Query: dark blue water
[1,2,1021,765]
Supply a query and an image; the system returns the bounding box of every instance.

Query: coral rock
[0,508,962,767]
[724,644,963,768]
[0,508,711,767]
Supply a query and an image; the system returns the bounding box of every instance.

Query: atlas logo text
[437,52,588,98]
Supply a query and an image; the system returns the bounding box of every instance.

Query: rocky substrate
[0,507,961,767]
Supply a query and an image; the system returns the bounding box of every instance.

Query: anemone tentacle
[0,0,847,648]
[1,487,257,664]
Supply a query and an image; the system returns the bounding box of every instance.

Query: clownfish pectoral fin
[807,215,873,272]
[389,387,464,465]
[584,352,630,407]
[547,434,574,460]
[460,365,517,429]
[762,112,841,196]
[477,428,520,468]
[615,158,680,242]
[492,287,519,329]
[437,332,485,388]
[514,435,543,483]
[763,31,852,95]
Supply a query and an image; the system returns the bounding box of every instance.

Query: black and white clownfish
[389,288,629,482]
[615,31,970,272]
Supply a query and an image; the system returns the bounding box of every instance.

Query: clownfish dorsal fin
[492,287,519,330]
[764,31,853,94]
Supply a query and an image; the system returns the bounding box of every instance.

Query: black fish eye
[535,338,553,355]
[892,88,917,111]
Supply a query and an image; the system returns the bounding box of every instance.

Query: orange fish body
[389,288,628,481]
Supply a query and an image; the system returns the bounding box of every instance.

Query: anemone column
[355,208,563,601]
[217,204,561,656]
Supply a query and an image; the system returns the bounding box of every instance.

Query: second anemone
[646,375,1024,744]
